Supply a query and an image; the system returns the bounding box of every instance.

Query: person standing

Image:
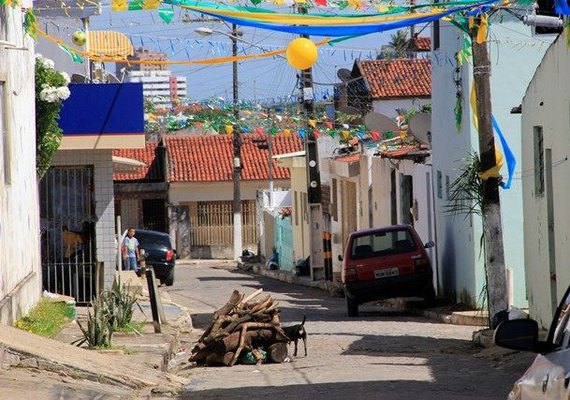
[121,227,140,274]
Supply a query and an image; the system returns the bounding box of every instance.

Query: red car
[339,224,435,317]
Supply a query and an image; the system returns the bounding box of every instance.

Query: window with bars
[189,200,258,246]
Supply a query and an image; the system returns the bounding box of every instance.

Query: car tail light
[166,249,174,261]
[414,257,429,273]
[343,266,358,283]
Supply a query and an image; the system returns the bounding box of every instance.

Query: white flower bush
[36,54,72,178]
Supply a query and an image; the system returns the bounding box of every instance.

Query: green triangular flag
[158,7,174,24]
[58,44,83,63]
[128,0,143,11]
[250,0,262,5]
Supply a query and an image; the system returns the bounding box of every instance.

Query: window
[437,170,442,199]
[534,126,544,197]
[0,80,10,185]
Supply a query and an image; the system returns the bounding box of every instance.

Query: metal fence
[39,166,98,305]
[188,200,258,246]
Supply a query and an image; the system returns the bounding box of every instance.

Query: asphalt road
[168,261,534,400]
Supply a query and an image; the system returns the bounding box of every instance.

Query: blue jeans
[124,257,139,271]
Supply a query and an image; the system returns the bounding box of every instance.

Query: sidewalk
[0,271,192,396]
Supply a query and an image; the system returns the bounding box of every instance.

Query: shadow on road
[178,377,515,400]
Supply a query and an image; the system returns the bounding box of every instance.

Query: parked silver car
[495,286,570,399]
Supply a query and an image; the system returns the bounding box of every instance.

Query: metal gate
[40,166,98,305]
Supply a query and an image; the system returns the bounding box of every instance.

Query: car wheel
[163,268,175,286]
[424,286,436,307]
[346,295,359,317]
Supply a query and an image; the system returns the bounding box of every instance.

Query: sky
[80,1,430,103]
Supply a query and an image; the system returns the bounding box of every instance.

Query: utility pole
[469,17,507,322]
[231,23,242,260]
[297,2,325,280]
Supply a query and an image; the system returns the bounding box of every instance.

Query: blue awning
[59,83,144,136]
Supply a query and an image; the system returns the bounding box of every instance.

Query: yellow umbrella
[88,30,133,58]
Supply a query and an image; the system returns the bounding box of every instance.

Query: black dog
[282,315,307,357]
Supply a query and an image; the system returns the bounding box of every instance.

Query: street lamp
[194,26,242,119]
[195,24,243,260]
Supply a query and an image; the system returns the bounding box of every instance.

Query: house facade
[40,83,145,303]
[327,57,433,283]
[165,134,302,259]
[520,30,570,328]
[0,4,42,324]
[431,14,552,307]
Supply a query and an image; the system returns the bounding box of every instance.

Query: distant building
[124,70,187,107]
[116,47,168,74]
[117,48,187,107]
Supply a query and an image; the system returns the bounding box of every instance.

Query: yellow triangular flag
[111,0,128,11]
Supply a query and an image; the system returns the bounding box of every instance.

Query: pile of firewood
[190,289,290,367]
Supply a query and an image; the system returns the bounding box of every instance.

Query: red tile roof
[409,35,431,52]
[336,153,360,163]
[165,134,303,183]
[357,59,431,100]
[113,142,164,182]
[380,144,430,159]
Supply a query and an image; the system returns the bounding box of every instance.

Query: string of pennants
[146,100,404,143]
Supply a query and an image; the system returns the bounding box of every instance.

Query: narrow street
[168,261,533,400]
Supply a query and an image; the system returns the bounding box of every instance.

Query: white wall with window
[521,31,570,328]
[0,5,41,324]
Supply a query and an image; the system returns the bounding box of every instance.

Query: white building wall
[521,31,568,328]
[169,179,290,205]
[372,98,430,118]
[0,6,42,324]
[126,70,187,105]
[431,16,550,306]
[431,20,481,304]
[51,150,117,290]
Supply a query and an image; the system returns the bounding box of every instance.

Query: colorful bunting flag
[158,7,174,23]
[111,0,128,11]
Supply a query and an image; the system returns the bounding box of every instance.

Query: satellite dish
[337,68,352,82]
[364,112,399,133]
[408,112,432,144]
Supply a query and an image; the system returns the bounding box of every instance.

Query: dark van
[339,224,435,317]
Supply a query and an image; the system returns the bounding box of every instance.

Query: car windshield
[135,231,172,248]
[351,229,416,260]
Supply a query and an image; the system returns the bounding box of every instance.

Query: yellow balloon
[286,38,318,70]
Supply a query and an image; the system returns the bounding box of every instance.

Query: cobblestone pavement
[168,261,535,400]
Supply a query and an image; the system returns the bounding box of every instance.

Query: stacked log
[190,289,290,367]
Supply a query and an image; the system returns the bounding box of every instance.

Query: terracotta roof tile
[358,59,431,100]
[336,153,360,163]
[410,35,431,52]
[380,144,430,159]
[164,134,303,183]
[113,142,164,182]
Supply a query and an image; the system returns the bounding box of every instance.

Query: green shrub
[73,296,113,348]
[14,299,69,337]
[74,277,143,347]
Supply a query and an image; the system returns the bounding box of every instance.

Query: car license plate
[375,268,399,279]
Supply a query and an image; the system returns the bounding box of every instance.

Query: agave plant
[73,296,113,348]
[103,277,143,332]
